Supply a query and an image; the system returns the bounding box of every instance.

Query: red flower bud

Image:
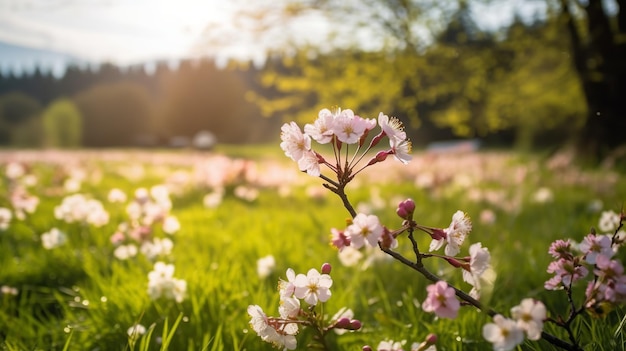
[321,262,332,275]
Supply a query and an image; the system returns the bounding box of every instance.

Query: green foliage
[248,1,587,149]
[0,91,42,145]
[74,81,154,147]
[42,99,83,148]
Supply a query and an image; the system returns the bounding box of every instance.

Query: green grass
[0,148,625,350]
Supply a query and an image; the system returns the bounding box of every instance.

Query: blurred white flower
[114,244,138,260]
[203,188,224,208]
[1,285,18,296]
[162,216,180,235]
[54,194,109,227]
[532,187,553,203]
[5,162,25,179]
[147,262,187,302]
[127,323,146,338]
[256,255,276,279]
[141,238,173,260]
[108,188,127,203]
[64,178,82,193]
[0,207,12,230]
[234,185,259,202]
[598,210,621,233]
[41,228,67,249]
[338,246,363,267]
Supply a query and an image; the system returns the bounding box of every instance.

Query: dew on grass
[100,296,107,302]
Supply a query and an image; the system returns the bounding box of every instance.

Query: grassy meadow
[0,146,625,351]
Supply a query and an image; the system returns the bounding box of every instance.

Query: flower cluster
[483,298,546,351]
[545,210,626,318]
[41,227,67,250]
[147,261,187,303]
[109,186,180,261]
[271,107,625,351]
[3,162,39,221]
[280,108,412,178]
[248,263,361,350]
[54,193,109,227]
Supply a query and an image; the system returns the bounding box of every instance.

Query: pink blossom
[330,228,351,251]
[548,239,573,259]
[332,109,368,144]
[579,234,613,264]
[304,108,336,144]
[346,213,383,249]
[422,281,460,319]
[280,122,311,162]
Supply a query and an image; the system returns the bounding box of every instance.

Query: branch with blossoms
[252,107,626,351]
[248,263,363,350]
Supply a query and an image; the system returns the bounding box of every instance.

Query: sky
[0,0,548,76]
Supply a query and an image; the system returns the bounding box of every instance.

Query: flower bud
[430,228,447,241]
[396,198,415,220]
[321,262,332,275]
[349,319,362,330]
[367,151,389,166]
[425,333,437,344]
[334,317,351,329]
[414,333,438,351]
[362,346,373,351]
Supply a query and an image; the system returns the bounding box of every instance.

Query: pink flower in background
[422,281,460,319]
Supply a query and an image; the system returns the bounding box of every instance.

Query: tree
[0,91,42,145]
[554,0,626,159]
[42,98,82,148]
[204,0,622,155]
[74,81,154,147]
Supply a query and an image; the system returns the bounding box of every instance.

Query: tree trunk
[560,0,626,161]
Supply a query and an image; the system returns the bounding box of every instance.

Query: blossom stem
[377,246,581,351]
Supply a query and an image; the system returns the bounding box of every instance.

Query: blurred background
[0,0,624,161]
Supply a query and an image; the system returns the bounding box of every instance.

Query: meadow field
[0,146,625,351]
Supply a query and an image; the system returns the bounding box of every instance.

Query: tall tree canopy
[207,0,623,156]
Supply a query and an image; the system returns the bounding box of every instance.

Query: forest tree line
[0,1,622,155]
